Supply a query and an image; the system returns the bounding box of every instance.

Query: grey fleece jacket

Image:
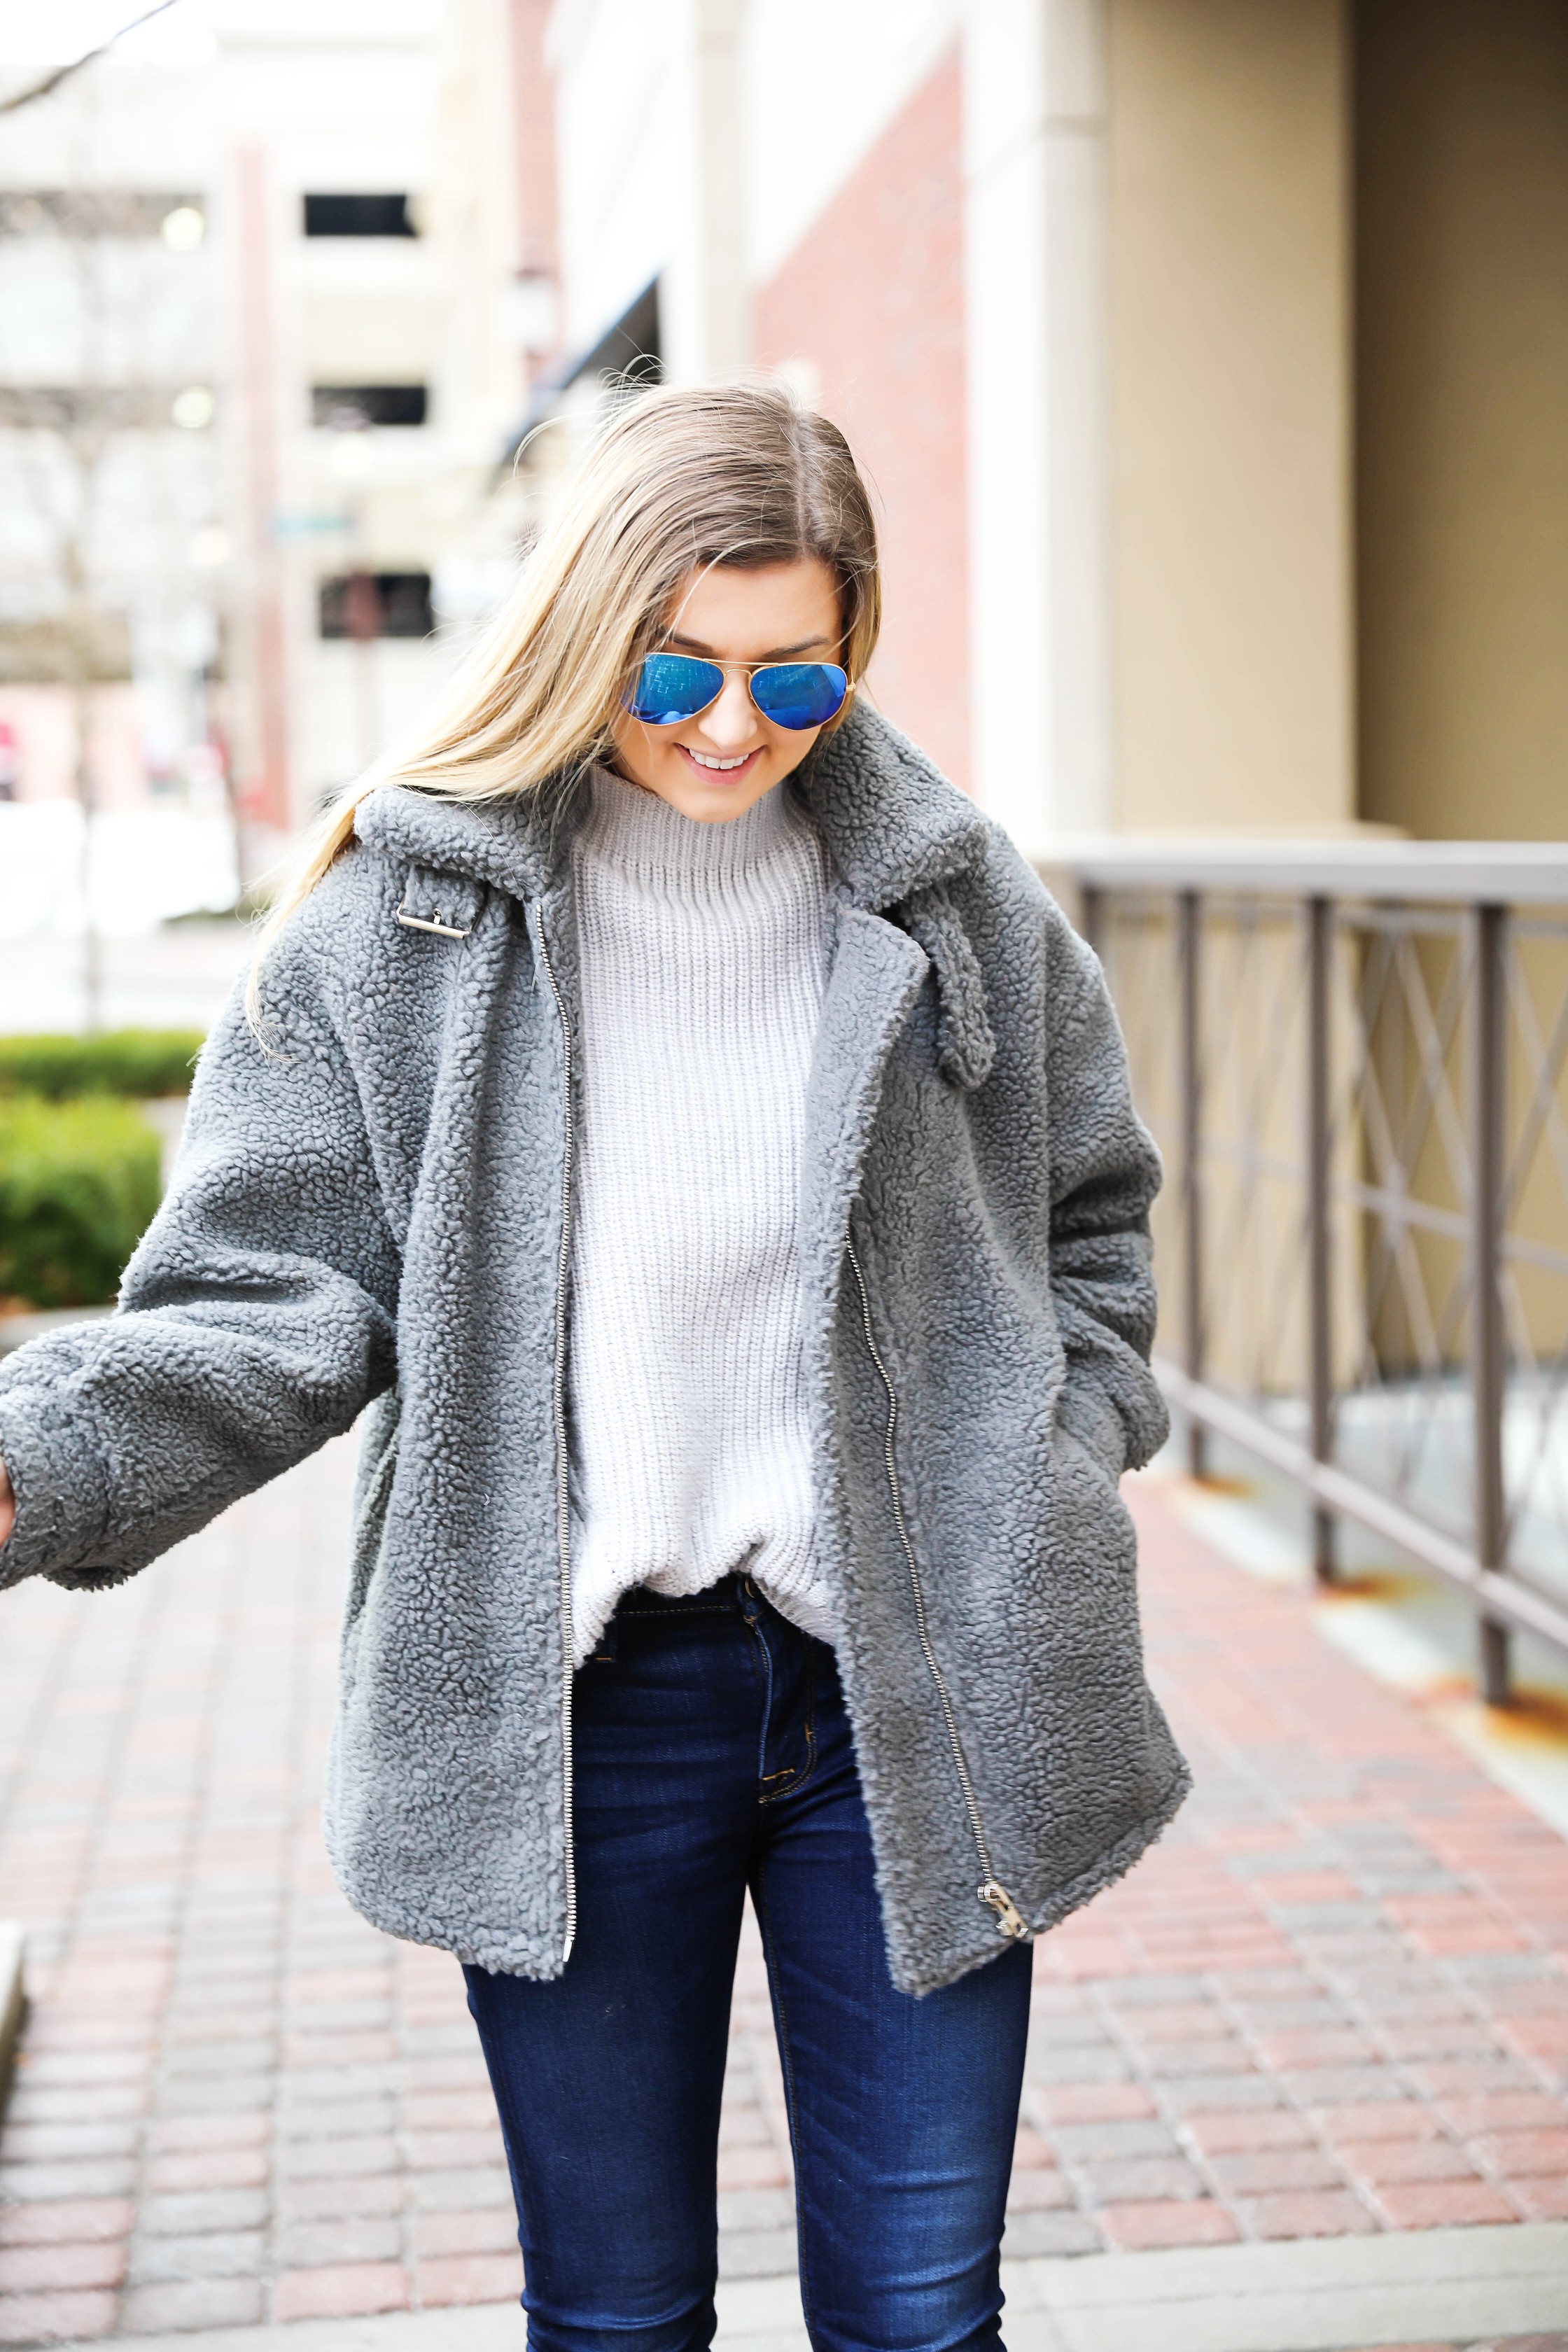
[0,704,1189,1995]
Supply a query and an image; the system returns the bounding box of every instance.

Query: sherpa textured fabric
[0,702,1189,1996]
[568,768,834,1660]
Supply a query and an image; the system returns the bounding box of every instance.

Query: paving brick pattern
[1,1443,1565,2341]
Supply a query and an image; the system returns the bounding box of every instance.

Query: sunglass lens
[625,653,724,725]
[749,663,849,731]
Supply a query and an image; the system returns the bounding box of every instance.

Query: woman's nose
[699,673,758,749]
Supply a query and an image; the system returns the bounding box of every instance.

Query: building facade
[0,0,534,878]
[5,1,1562,871]
[532,0,1568,852]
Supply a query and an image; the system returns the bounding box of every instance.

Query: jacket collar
[354,771,575,902]
[792,701,990,911]
[352,701,990,914]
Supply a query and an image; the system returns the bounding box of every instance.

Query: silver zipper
[534,912,578,1967]
[844,1233,1029,1945]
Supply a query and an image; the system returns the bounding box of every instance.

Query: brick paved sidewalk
[0,1442,1565,2345]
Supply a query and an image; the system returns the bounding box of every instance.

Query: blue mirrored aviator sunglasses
[625,651,849,733]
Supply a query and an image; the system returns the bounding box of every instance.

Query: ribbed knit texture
[566,769,834,1664]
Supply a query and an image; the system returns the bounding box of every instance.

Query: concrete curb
[71,2221,1568,2352]
[0,1921,23,2120]
[1004,2220,1568,2351]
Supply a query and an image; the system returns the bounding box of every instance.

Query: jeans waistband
[615,1575,746,1616]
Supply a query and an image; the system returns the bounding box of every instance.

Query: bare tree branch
[0,0,180,116]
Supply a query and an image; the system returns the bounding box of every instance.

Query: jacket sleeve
[0,925,400,1592]
[1043,910,1170,1478]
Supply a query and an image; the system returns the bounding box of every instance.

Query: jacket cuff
[0,1388,111,1588]
[1056,1378,1128,1482]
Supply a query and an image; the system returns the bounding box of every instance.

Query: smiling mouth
[678,746,763,778]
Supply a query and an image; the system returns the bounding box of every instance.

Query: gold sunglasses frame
[624,652,851,732]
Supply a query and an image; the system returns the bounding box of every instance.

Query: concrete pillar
[660,0,748,382]
[963,0,1112,851]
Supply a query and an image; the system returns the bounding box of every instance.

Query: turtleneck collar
[577,766,801,883]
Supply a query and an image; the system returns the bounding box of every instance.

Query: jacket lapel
[799,899,929,1317]
[796,704,990,911]
[353,712,986,1309]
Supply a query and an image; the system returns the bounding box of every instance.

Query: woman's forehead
[664,558,840,658]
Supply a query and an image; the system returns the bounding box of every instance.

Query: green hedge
[0,1096,163,1309]
[0,1029,204,1100]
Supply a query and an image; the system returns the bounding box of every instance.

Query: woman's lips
[676,743,764,783]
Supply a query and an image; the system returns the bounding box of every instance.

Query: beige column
[1107,0,1354,834]
[1357,0,1568,844]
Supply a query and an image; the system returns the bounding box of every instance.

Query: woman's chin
[654,752,776,822]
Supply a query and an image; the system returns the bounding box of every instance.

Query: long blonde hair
[248,380,881,1011]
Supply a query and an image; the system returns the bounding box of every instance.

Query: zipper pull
[979,1881,1030,1940]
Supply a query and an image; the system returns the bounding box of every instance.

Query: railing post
[1307,897,1335,1583]
[1178,890,1206,1480]
[1472,902,1510,1705]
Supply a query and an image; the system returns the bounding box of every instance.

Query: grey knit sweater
[568,771,835,1658]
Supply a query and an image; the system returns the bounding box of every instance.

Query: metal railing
[1044,841,1568,1702]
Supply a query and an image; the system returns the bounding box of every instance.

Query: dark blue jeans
[463,1577,1033,2352]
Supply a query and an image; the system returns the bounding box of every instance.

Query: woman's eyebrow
[664,631,836,660]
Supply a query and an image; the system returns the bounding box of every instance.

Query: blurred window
[302,194,416,238]
[318,573,434,640]
[312,386,428,428]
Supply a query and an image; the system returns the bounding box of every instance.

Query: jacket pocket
[1054,1380,1128,1486]
[341,1404,401,1688]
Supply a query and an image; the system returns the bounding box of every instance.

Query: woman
[0,384,1187,2352]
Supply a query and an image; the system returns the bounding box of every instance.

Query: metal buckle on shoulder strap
[396,904,472,940]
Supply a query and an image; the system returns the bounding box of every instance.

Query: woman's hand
[0,1460,13,1550]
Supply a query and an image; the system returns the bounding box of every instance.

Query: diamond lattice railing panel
[1097,888,1568,1602]
[1102,899,1184,1334]
[1331,911,1477,1541]
[1498,921,1568,1597]
[1193,899,1315,1413]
